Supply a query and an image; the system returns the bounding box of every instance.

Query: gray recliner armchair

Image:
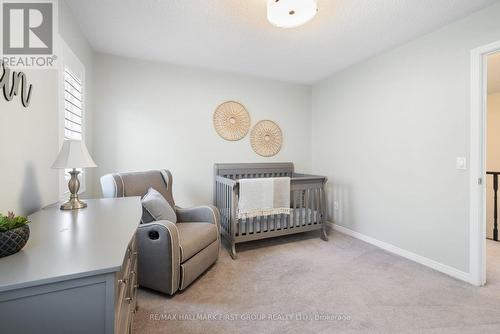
[100,170,220,295]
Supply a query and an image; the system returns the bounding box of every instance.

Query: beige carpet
[133,232,500,334]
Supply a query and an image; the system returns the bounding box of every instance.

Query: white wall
[0,0,94,215]
[486,93,500,239]
[0,70,59,215]
[311,3,500,272]
[92,54,312,206]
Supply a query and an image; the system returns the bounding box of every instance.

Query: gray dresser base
[0,198,141,334]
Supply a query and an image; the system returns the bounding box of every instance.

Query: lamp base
[60,168,87,210]
[60,198,87,210]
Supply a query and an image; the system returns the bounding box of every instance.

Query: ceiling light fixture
[267,0,318,28]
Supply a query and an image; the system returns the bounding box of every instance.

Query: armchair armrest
[176,205,221,233]
[136,220,180,295]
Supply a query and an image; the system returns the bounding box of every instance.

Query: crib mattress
[236,208,320,234]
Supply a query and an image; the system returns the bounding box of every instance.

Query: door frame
[470,40,500,286]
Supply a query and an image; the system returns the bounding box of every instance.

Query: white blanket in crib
[237,177,291,219]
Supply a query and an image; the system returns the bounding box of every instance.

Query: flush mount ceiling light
[267,0,318,28]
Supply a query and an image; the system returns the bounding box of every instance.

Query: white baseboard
[328,222,474,284]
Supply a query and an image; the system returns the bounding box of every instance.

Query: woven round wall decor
[213,101,251,141]
[250,120,283,157]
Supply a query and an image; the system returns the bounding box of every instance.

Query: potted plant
[0,211,30,258]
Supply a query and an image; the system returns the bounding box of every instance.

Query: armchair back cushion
[142,188,177,224]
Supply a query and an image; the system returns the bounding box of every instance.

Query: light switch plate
[456,157,467,170]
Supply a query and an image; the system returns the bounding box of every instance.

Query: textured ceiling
[65,0,500,84]
[489,53,500,94]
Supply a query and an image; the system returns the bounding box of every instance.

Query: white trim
[329,223,473,284]
[469,40,500,286]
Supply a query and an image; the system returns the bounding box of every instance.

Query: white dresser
[0,197,141,334]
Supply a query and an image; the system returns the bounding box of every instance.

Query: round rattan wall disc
[250,120,283,157]
[213,101,250,141]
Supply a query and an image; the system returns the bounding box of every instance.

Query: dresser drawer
[115,234,138,334]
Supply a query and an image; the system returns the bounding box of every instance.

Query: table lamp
[52,140,97,210]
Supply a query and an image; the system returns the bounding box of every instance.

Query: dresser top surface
[0,197,141,292]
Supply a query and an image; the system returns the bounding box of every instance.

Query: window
[63,68,83,141]
[59,40,87,197]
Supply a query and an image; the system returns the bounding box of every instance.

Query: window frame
[58,38,87,199]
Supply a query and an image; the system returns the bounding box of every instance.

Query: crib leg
[230,242,238,260]
[321,224,329,241]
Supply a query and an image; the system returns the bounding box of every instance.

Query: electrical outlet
[333,201,339,210]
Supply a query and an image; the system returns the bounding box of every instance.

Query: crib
[214,162,328,259]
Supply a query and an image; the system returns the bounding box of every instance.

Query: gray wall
[91,54,312,206]
[311,3,500,272]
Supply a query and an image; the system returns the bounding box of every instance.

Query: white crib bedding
[236,208,320,234]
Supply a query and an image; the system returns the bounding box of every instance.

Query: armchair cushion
[177,222,218,262]
[141,188,177,224]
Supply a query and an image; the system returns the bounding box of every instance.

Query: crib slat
[296,190,300,227]
[221,183,224,233]
[234,187,239,237]
[317,188,320,223]
[306,189,310,226]
[297,190,301,227]
[226,184,229,233]
[309,188,314,225]
[302,189,306,226]
[223,184,227,233]
[299,190,305,226]
[307,187,312,225]
[218,182,221,228]
[311,188,315,225]
[225,184,228,233]
[253,216,257,234]
[312,188,316,224]
[229,184,232,235]
[314,188,319,224]
[296,190,300,228]
[221,183,224,229]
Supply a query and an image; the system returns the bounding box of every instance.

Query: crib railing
[214,175,237,240]
[214,173,327,242]
[213,163,328,259]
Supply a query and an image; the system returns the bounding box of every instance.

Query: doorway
[485,52,500,285]
[470,41,500,286]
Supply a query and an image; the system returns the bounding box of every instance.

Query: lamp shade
[52,140,97,169]
[267,0,318,28]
